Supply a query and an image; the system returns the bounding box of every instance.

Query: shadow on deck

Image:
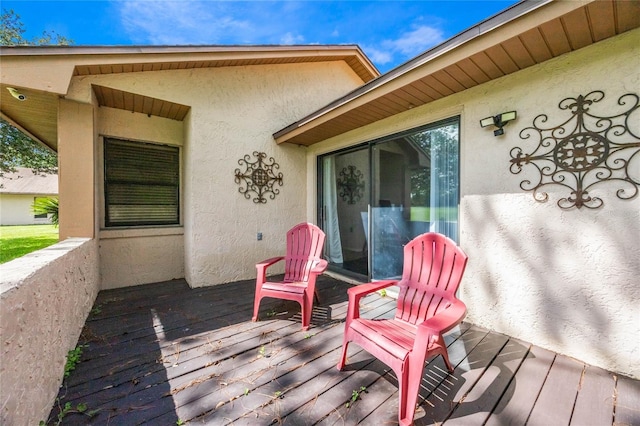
[47,276,639,425]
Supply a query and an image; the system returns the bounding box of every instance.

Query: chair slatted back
[284,223,326,282]
[395,233,468,326]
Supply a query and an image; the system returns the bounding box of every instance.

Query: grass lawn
[0,225,59,264]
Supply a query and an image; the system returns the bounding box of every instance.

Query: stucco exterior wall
[95,107,185,289]
[65,61,363,289]
[0,194,53,225]
[99,228,185,289]
[307,30,640,378]
[181,62,364,287]
[0,238,100,424]
[58,99,95,240]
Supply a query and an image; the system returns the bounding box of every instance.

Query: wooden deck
[48,276,639,425]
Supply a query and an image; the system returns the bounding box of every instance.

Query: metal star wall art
[234,151,283,204]
[337,165,365,204]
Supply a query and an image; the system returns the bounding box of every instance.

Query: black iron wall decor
[510,91,640,209]
[234,151,283,204]
[337,165,365,204]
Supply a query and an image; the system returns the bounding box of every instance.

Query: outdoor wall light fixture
[480,111,517,136]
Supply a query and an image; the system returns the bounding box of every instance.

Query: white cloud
[111,1,447,71]
[361,45,394,66]
[364,24,444,71]
[387,25,444,57]
[116,1,256,45]
[280,32,305,45]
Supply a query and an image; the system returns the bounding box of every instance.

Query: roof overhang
[274,0,640,146]
[0,45,379,152]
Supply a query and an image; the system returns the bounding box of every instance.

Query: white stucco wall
[179,62,363,287]
[94,107,185,289]
[99,228,184,289]
[0,238,100,424]
[307,29,640,378]
[65,61,364,289]
[0,194,53,225]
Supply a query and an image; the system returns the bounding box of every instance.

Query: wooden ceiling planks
[615,0,640,33]
[92,85,190,121]
[562,7,594,50]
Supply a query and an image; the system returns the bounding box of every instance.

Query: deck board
[46,277,640,425]
[484,344,555,426]
[443,337,531,425]
[527,353,584,425]
[417,329,510,424]
[570,364,615,426]
[615,374,640,426]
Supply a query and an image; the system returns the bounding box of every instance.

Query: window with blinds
[104,138,179,227]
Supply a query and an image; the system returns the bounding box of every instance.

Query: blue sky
[4,1,519,73]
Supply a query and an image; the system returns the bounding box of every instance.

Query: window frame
[103,137,181,228]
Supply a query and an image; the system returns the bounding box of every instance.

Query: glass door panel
[319,117,459,281]
[371,120,459,280]
[320,146,369,277]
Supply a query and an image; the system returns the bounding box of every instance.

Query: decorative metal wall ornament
[234,151,283,204]
[509,91,640,209]
[337,165,365,204]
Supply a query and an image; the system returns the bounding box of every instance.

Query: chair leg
[399,362,422,426]
[442,351,454,373]
[397,366,415,426]
[252,287,262,323]
[300,292,315,331]
[337,338,349,370]
[300,297,309,331]
[434,335,454,373]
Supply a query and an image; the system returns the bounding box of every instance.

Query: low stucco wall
[0,238,100,424]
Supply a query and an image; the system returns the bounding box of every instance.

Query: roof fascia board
[0,44,366,56]
[274,0,593,143]
[0,57,76,94]
[0,45,378,94]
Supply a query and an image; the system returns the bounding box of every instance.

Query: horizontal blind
[104,138,179,227]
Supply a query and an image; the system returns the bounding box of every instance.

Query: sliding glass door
[320,145,370,277]
[319,117,460,280]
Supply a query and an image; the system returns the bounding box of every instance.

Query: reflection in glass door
[319,117,459,280]
[320,146,370,278]
[371,119,459,279]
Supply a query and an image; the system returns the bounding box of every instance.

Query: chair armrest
[310,259,328,274]
[345,280,397,321]
[256,256,285,284]
[256,256,285,268]
[346,280,397,298]
[415,299,467,349]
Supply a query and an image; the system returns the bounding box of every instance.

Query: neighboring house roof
[0,45,379,152]
[274,0,640,145]
[0,168,58,195]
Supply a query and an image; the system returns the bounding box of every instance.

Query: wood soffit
[274,0,640,146]
[92,85,190,121]
[0,46,377,151]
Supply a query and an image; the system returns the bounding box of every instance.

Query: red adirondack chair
[337,232,468,425]
[252,222,328,331]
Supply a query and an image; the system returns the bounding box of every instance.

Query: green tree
[0,9,72,179]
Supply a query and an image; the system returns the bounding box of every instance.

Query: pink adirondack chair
[252,222,328,331]
[337,232,468,426]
